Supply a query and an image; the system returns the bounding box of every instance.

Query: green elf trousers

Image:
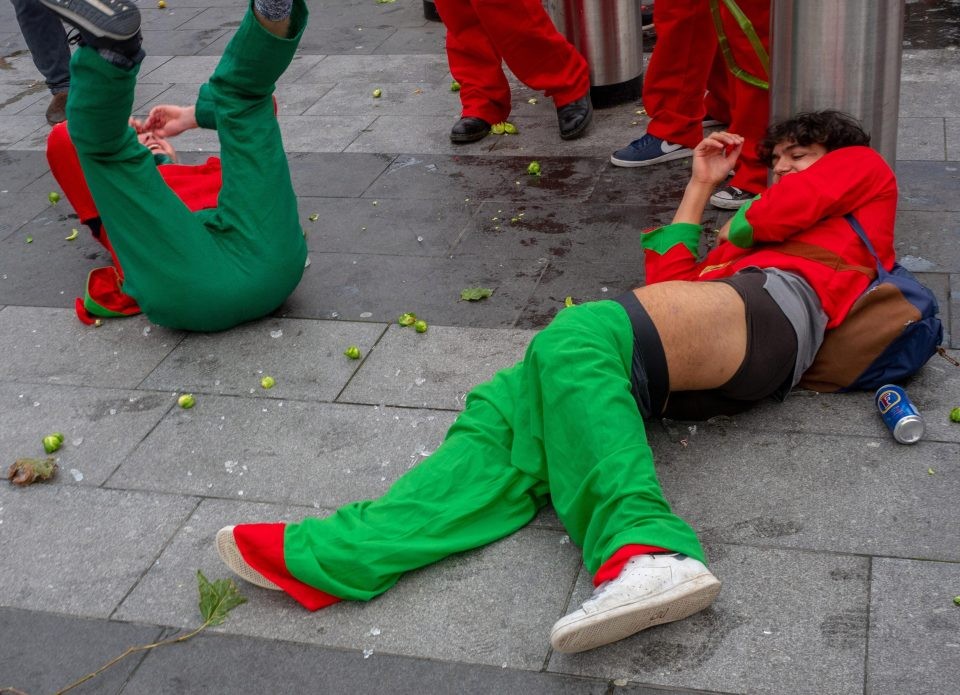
[283,300,705,601]
[64,2,308,331]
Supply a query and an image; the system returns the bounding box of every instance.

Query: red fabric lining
[593,544,668,587]
[232,523,340,612]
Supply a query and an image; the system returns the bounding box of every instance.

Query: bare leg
[254,11,290,37]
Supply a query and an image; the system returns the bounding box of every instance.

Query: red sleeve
[743,147,897,244]
[46,122,100,224]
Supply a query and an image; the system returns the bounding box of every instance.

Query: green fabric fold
[640,222,702,256]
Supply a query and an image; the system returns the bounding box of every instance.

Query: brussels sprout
[65,228,79,241]
[414,319,428,333]
[177,394,196,409]
[398,312,417,326]
[260,376,276,389]
[372,88,382,98]
[48,191,61,204]
[344,345,361,359]
[450,80,461,92]
[42,435,62,454]
[950,407,960,423]
[527,161,541,176]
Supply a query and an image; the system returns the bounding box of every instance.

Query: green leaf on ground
[460,287,493,301]
[197,570,247,626]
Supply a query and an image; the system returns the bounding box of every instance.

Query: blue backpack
[798,215,944,392]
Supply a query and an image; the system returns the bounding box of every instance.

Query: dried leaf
[197,570,247,627]
[460,287,493,301]
[7,457,58,486]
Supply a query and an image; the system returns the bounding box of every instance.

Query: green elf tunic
[63,1,309,331]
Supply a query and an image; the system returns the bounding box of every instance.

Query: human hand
[141,104,198,138]
[691,131,744,187]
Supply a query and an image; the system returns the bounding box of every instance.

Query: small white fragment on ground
[363,649,374,659]
[414,377,426,386]
[601,286,609,293]
[70,469,84,482]
[360,312,373,318]
[368,626,381,636]
[613,678,628,687]
[237,490,244,496]
[501,662,507,669]
[688,425,698,435]
[71,437,83,447]
[109,408,117,415]
[142,326,151,337]
[33,401,40,407]
[224,460,238,474]
[866,441,881,448]
[560,535,570,545]
[417,235,424,242]
[270,329,283,339]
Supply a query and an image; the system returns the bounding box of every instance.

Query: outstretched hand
[130,105,198,138]
[691,131,744,186]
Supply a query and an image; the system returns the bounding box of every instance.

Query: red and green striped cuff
[640,222,701,256]
[725,198,756,247]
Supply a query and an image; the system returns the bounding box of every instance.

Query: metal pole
[770,0,905,168]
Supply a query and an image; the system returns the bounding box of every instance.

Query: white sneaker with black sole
[550,553,721,654]
[709,185,755,210]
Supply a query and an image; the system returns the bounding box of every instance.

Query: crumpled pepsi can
[875,384,925,444]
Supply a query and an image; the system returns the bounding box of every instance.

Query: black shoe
[39,0,141,42]
[450,116,490,144]
[557,93,593,140]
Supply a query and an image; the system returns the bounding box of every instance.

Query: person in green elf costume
[40,0,307,332]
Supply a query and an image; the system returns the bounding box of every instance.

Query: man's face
[770,140,827,183]
[138,131,178,162]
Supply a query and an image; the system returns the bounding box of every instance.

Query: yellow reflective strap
[709,0,770,90]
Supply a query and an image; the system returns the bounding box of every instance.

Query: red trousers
[644,0,732,149]
[435,0,589,124]
[715,0,770,194]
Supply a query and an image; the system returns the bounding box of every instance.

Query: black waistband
[613,292,669,419]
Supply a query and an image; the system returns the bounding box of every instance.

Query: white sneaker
[550,553,721,654]
[216,526,281,591]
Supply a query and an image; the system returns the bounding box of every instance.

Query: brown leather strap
[760,240,877,278]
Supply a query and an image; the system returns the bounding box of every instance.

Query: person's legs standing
[10,0,71,123]
[435,0,511,140]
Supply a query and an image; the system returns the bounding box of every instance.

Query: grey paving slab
[703,347,960,444]
[0,485,196,616]
[274,80,333,115]
[278,113,376,152]
[453,201,666,266]
[946,118,960,160]
[109,396,454,506]
[516,260,646,329]
[287,151,395,197]
[309,0,435,29]
[173,5,245,31]
[0,608,163,695]
[280,250,549,327]
[141,6,207,30]
[124,629,678,695]
[0,154,54,240]
[900,75,960,119]
[139,316,386,402]
[867,557,960,695]
[115,498,582,670]
[952,274,960,351]
[361,153,607,204]
[299,195,477,255]
[588,156,696,208]
[896,160,960,211]
[0,81,46,117]
[343,324,513,406]
[548,544,868,695]
[0,209,109,306]
[140,28,230,56]
[0,307,184,389]
[295,53,450,84]
[0,382,175,487]
[894,210,960,272]
[0,113,44,148]
[649,428,960,561]
[341,323,531,409]
[897,117,946,160]
[303,80,461,116]
[372,23,448,54]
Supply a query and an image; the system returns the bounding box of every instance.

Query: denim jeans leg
[10,0,71,93]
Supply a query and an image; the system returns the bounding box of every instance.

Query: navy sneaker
[610,133,693,168]
[709,185,756,210]
[39,0,140,41]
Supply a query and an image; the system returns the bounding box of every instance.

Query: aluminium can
[875,384,925,444]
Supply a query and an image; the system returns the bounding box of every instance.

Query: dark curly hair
[757,110,871,167]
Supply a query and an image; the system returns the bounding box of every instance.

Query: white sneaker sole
[609,146,692,168]
[709,195,751,210]
[550,572,721,654]
[215,526,282,591]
